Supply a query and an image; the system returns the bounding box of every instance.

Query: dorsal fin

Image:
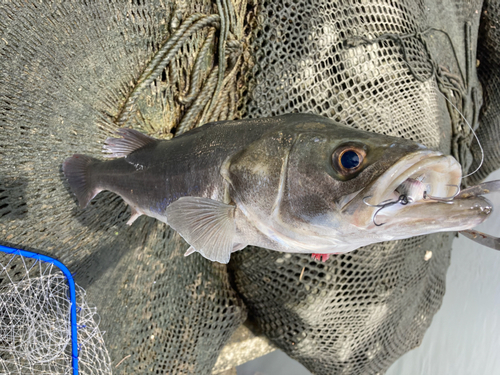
[103,128,157,158]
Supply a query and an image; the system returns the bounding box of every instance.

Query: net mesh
[231,235,453,374]
[0,2,249,373]
[468,0,500,185]
[0,252,111,374]
[1,0,500,374]
[230,1,497,373]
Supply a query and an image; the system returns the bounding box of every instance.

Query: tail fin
[62,154,102,208]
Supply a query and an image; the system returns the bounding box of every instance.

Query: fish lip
[341,150,463,224]
[359,150,461,206]
[374,195,492,232]
[340,150,492,233]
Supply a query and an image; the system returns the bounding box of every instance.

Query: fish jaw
[359,150,462,206]
[373,196,492,238]
[342,150,492,237]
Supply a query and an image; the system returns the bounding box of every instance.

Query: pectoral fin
[184,246,196,257]
[184,243,247,258]
[166,197,236,264]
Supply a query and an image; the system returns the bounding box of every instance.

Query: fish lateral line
[62,113,495,263]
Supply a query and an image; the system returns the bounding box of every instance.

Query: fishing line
[438,91,484,179]
[347,27,484,180]
[362,89,484,226]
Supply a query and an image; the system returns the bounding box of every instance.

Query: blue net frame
[0,244,79,375]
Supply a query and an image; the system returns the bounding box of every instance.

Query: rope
[116,14,221,125]
[116,0,243,132]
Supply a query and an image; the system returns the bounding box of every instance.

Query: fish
[62,113,494,263]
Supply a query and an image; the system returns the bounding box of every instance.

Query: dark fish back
[95,116,289,216]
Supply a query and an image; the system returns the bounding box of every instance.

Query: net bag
[0,1,249,373]
[231,1,500,373]
[1,0,500,374]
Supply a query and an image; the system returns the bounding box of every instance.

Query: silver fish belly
[63,114,493,263]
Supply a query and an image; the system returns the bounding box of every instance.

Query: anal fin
[126,207,142,225]
[166,197,236,264]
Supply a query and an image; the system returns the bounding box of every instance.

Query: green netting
[1,0,499,374]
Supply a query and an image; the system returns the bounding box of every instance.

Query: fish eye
[332,145,366,177]
[340,150,361,169]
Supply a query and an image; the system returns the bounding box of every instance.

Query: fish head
[226,114,492,252]
[342,149,492,244]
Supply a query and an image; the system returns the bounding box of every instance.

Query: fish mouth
[364,150,461,206]
[345,150,493,232]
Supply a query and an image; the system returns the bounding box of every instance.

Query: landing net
[0,245,111,375]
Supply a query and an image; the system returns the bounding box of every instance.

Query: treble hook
[363,194,413,226]
[423,184,461,203]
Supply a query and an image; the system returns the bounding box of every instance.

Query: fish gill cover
[1,0,500,374]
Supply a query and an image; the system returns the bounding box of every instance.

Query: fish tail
[62,154,102,208]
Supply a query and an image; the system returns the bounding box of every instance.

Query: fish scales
[63,113,493,263]
[92,118,288,217]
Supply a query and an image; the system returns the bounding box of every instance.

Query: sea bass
[62,113,492,263]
